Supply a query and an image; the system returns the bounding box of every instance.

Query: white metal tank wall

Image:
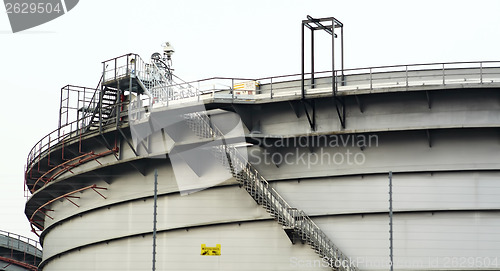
[38,172,500,270]
[28,79,500,270]
[39,166,334,271]
[36,130,500,270]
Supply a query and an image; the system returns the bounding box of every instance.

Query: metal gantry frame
[301,15,345,130]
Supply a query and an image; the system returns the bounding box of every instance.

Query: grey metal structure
[0,230,42,271]
[23,21,500,270]
[302,16,345,131]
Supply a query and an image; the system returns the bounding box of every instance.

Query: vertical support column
[301,21,305,100]
[389,171,394,271]
[341,25,345,86]
[332,18,336,96]
[152,169,158,271]
[311,28,315,90]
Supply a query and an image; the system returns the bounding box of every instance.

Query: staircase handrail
[227,144,355,270]
[185,111,356,271]
[79,75,103,129]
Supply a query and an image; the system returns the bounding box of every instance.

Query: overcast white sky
[1,0,500,241]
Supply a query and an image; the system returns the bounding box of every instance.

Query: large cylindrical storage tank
[0,230,42,271]
[24,56,500,271]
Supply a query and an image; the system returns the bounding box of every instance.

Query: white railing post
[480,62,483,84]
[405,65,409,89]
[270,77,273,99]
[369,68,373,90]
[231,79,235,100]
[442,63,446,85]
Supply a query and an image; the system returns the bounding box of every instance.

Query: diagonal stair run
[184,112,357,271]
[85,87,119,132]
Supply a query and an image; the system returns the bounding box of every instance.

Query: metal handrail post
[301,21,305,99]
[370,68,373,90]
[480,62,483,84]
[405,65,409,89]
[442,63,445,85]
[126,54,129,77]
[58,87,63,137]
[340,25,344,87]
[331,17,335,95]
[133,54,137,76]
[335,70,338,93]
[231,78,234,100]
[270,77,273,99]
[311,28,315,90]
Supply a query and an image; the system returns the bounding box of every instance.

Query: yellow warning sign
[233,81,259,91]
[201,244,221,256]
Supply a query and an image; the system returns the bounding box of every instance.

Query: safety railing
[103,53,145,84]
[25,100,125,197]
[149,76,256,106]
[336,61,500,91]
[224,145,355,270]
[248,60,500,99]
[27,115,91,172]
[0,230,42,257]
[102,56,500,107]
[26,60,500,197]
[103,53,203,105]
[58,85,100,137]
[147,61,500,105]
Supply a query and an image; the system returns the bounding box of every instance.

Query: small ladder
[184,112,357,271]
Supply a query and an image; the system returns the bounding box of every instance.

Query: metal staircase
[71,52,200,134]
[85,86,119,131]
[184,112,357,271]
